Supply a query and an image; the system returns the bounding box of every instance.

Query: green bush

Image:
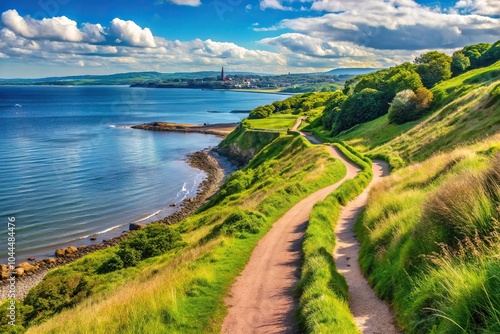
[97,254,124,274]
[0,300,31,334]
[206,210,266,240]
[121,224,184,259]
[388,87,433,124]
[117,246,142,267]
[24,274,90,324]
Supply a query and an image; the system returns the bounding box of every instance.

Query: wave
[132,209,162,224]
[80,224,125,239]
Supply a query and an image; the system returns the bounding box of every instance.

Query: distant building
[221,67,226,81]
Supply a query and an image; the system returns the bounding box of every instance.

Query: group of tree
[452,41,500,75]
[324,39,499,132]
[248,92,332,119]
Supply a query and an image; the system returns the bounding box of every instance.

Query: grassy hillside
[355,136,500,333]
[334,61,500,165]
[9,133,346,334]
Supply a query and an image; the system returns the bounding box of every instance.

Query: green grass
[246,114,299,131]
[355,139,500,333]
[21,134,347,334]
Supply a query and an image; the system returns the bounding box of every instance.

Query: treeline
[249,40,500,134]
[249,92,333,118]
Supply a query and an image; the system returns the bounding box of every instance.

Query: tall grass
[355,142,500,333]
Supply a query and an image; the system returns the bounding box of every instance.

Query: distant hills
[0,71,259,86]
[0,68,380,86]
[324,68,380,75]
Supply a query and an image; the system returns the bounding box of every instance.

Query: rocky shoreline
[0,148,232,302]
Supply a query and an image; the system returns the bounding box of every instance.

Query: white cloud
[260,0,293,11]
[154,0,202,6]
[0,10,289,75]
[0,9,105,43]
[261,33,373,58]
[272,0,500,50]
[109,18,157,47]
[455,0,500,16]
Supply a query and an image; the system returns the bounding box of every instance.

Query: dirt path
[221,146,361,334]
[334,160,400,334]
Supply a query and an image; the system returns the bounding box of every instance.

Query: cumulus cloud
[455,0,500,16]
[0,10,288,74]
[109,18,157,47]
[261,33,373,58]
[1,9,106,43]
[270,0,500,50]
[260,0,293,11]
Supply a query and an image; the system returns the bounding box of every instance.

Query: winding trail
[221,145,360,334]
[222,118,399,333]
[334,160,400,334]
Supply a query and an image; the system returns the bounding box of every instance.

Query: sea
[0,86,288,262]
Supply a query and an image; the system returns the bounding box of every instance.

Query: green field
[246,114,299,131]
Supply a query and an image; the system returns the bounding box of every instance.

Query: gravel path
[334,160,401,334]
[221,146,361,334]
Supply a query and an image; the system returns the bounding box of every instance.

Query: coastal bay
[0,86,288,263]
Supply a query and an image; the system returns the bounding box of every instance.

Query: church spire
[221,67,226,81]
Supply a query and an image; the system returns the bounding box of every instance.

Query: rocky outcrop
[217,126,280,165]
[55,246,79,258]
[129,223,145,231]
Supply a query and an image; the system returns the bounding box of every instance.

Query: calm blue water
[0,86,287,262]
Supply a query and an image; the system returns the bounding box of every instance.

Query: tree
[480,40,500,66]
[452,51,471,76]
[322,91,348,130]
[414,87,433,111]
[388,87,433,124]
[462,43,491,68]
[388,90,416,124]
[415,51,453,88]
[334,88,387,133]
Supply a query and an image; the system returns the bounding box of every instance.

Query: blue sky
[0,0,498,78]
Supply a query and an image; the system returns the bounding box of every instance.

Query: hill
[324,68,380,76]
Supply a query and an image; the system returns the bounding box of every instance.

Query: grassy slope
[298,62,499,334]
[331,61,500,165]
[355,136,500,333]
[23,134,347,334]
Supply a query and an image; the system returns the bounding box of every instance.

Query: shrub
[205,210,266,240]
[388,89,417,124]
[415,51,453,88]
[117,247,142,267]
[24,274,90,324]
[388,87,433,124]
[120,224,184,259]
[97,255,124,274]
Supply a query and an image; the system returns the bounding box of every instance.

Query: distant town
[130,67,350,92]
[0,67,379,93]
